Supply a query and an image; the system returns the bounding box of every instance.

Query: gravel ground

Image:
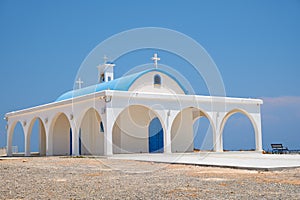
[0,156,299,199]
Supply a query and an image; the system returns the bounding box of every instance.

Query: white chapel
[5,54,263,156]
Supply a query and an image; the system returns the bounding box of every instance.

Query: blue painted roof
[55,69,188,102]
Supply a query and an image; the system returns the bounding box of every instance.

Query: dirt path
[0,157,299,199]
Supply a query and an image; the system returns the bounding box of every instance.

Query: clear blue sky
[0,0,299,151]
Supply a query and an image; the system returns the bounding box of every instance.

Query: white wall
[53,114,70,156]
[6,88,263,156]
[129,71,185,94]
[80,109,104,155]
[171,108,194,153]
[112,105,158,154]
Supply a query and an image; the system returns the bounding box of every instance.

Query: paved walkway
[111,152,300,170]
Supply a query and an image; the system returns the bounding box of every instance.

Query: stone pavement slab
[110,152,300,171]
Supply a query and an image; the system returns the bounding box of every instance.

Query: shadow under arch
[27,117,46,156]
[7,120,25,156]
[112,104,166,154]
[49,112,72,156]
[219,108,258,151]
[78,107,103,155]
[171,106,216,153]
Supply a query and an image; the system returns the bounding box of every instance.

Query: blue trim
[79,128,81,155]
[100,121,104,133]
[56,69,188,102]
[70,128,72,155]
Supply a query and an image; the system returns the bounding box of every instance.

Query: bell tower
[97,55,115,83]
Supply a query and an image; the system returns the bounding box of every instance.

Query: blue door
[149,118,164,153]
[69,128,72,155]
[79,128,82,155]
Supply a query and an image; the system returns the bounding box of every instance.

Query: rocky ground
[0,156,299,199]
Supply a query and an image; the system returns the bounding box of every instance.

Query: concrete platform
[110,152,300,171]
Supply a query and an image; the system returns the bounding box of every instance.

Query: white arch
[78,107,103,155]
[49,112,72,156]
[170,106,216,153]
[7,120,25,156]
[112,104,167,135]
[77,107,101,130]
[112,104,166,154]
[26,117,46,156]
[49,112,71,133]
[219,108,258,151]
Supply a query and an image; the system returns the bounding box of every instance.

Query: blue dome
[56,69,188,102]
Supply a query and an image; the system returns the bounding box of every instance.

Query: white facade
[5,60,263,157]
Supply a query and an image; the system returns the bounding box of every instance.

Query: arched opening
[171,107,215,153]
[193,117,214,151]
[10,121,25,156]
[112,105,164,154]
[79,108,103,155]
[28,118,46,156]
[52,113,71,156]
[221,110,256,151]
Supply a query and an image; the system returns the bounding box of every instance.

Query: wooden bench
[271,144,289,154]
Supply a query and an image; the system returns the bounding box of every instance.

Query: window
[154,74,161,85]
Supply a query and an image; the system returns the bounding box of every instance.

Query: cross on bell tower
[103,55,108,63]
[151,53,160,69]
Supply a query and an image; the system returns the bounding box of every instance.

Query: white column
[6,124,13,157]
[164,127,172,153]
[71,125,80,156]
[213,112,223,152]
[103,108,113,156]
[214,132,223,152]
[254,113,263,152]
[46,126,53,156]
[24,125,30,157]
[39,121,46,156]
[163,110,178,154]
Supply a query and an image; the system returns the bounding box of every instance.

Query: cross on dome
[151,53,160,69]
[76,77,84,89]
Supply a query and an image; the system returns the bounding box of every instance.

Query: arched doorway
[193,117,214,151]
[79,108,104,155]
[148,117,164,153]
[10,121,25,156]
[220,110,257,151]
[112,105,164,154]
[27,118,46,156]
[51,113,71,156]
[171,107,215,153]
